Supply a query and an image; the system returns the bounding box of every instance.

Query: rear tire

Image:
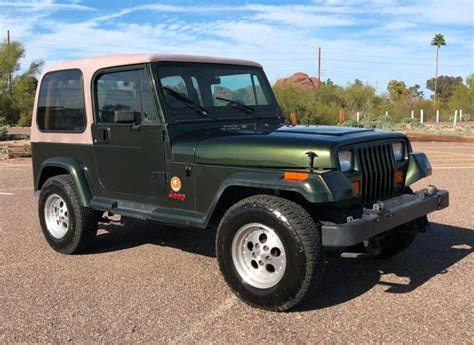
[216,195,325,311]
[39,175,99,254]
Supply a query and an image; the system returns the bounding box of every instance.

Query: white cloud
[0,0,471,95]
[0,0,95,12]
[375,0,474,25]
[379,21,417,30]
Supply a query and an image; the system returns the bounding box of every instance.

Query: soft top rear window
[37,69,86,132]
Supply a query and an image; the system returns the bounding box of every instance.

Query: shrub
[0,125,8,140]
[402,117,416,124]
[343,118,364,128]
[17,112,32,127]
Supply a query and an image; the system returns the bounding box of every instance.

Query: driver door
[92,66,166,198]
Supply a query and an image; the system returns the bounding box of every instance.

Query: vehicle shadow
[83,219,217,258]
[297,222,473,312]
[83,221,472,311]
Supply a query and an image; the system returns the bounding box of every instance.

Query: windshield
[154,62,276,122]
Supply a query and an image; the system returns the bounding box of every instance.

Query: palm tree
[431,33,446,106]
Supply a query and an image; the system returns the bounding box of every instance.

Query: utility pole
[7,30,12,96]
[317,47,321,88]
[433,46,439,107]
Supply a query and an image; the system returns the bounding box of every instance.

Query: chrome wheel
[231,223,286,289]
[44,193,69,239]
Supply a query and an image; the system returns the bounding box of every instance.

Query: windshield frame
[152,61,278,123]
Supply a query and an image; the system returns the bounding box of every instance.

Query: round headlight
[338,150,353,172]
[392,142,405,161]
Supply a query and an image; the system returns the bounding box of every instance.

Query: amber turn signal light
[284,172,309,181]
[394,170,404,184]
[352,180,360,195]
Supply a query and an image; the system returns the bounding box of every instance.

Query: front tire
[39,175,99,254]
[216,195,324,311]
[376,221,418,258]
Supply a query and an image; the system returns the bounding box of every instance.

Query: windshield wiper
[215,96,254,114]
[163,86,208,116]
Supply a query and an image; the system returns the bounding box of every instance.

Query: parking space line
[429,157,474,160]
[169,296,237,344]
[432,165,474,169]
[0,187,33,191]
[417,146,474,149]
[431,162,474,165]
[0,166,30,169]
[431,152,473,158]
[0,163,30,167]
[0,192,14,195]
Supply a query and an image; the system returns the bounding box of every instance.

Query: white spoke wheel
[232,223,286,289]
[216,195,325,311]
[39,175,99,254]
[44,194,70,239]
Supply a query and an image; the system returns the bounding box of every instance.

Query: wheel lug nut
[258,260,264,266]
[263,245,269,251]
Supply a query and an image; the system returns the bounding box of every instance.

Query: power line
[255,56,470,67]
[320,57,471,67]
[247,50,471,62]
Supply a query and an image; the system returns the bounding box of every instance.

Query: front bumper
[321,187,449,247]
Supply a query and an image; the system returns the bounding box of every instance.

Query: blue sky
[1,0,473,96]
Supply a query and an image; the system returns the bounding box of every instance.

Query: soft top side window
[37,69,86,132]
[95,69,158,124]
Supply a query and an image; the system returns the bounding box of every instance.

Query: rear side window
[37,69,86,132]
[95,69,158,123]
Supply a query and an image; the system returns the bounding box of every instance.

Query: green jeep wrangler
[31,54,449,311]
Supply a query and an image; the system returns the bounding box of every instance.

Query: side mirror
[114,110,135,124]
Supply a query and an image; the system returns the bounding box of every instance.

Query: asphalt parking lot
[1,141,473,343]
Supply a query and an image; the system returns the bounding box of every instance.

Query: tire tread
[217,194,325,311]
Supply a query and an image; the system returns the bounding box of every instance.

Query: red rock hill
[274,72,321,91]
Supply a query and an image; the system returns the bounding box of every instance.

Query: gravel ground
[0,142,473,343]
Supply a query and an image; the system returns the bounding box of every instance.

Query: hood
[172,125,405,169]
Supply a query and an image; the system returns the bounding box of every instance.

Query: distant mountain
[274,72,321,91]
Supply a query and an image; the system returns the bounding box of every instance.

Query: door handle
[98,127,111,143]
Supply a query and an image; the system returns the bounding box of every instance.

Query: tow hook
[363,201,392,220]
[416,185,438,199]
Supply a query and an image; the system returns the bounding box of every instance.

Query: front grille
[357,144,395,204]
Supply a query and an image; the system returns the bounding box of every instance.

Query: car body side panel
[32,142,170,207]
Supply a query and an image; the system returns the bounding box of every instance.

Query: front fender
[202,170,353,227]
[36,157,92,207]
[405,152,432,186]
[216,170,352,204]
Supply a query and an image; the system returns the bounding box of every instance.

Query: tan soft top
[32,54,262,144]
[45,54,262,73]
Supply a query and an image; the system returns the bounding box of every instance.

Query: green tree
[426,75,463,104]
[448,74,474,115]
[0,39,43,125]
[430,33,446,106]
[345,80,377,114]
[408,84,424,99]
[387,80,408,100]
